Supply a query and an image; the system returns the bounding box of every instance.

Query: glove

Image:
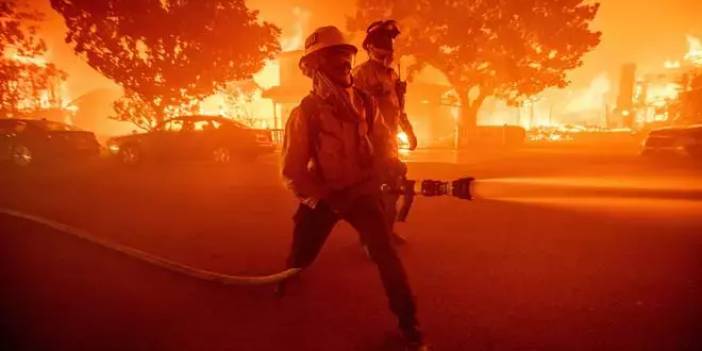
[399,113,418,151]
[381,157,407,177]
[407,130,418,151]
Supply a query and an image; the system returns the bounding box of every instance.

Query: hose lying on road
[0,208,301,286]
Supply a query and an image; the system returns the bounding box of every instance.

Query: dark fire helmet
[362,20,401,51]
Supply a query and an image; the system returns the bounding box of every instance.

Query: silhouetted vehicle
[0,118,100,168]
[106,115,275,166]
[642,124,702,158]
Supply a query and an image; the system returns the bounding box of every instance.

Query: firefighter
[279,26,428,351]
[353,20,418,248]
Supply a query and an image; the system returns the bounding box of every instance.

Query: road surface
[1,149,701,351]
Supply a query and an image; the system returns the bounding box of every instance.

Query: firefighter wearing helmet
[279,26,428,351]
[353,20,418,248]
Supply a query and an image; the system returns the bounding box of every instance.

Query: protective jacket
[353,60,414,158]
[282,82,393,206]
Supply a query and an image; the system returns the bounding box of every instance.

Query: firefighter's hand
[384,158,408,178]
[406,129,418,151]
[399,113,418,151]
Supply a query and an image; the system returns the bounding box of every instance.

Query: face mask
[369,45,394,67]
[319,49,355,87]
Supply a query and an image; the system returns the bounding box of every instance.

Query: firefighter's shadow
[356,327,497,351]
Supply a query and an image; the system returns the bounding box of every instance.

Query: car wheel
[11,144,33,167]
[119,144,142,166]
[212,146,232,164]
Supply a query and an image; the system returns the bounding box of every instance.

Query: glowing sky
[26,0,702,105]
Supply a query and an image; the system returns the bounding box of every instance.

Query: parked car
[106,115,275,166]
[641,124,702,158]
[0,118,100,168]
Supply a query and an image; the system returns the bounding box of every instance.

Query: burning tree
[349,0,601,145]
[0,0,67,117]
[51,0,280,130]
[218,79,261,124]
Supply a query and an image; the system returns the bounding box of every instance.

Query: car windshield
[160,117,249,131]
[215,118,249,129]
[0,120,22,132]
[161,119,185,132]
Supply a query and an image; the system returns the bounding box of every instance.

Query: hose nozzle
[421,177,475,200]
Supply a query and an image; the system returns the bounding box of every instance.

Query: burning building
[260,49,462,147]
[616,35,702,129]
[0,50,73,122]
[261,50,308,131]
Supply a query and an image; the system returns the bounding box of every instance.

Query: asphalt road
[1,149,701,351]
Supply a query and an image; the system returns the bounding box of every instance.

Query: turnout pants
[382,180,402,233]
[286,194,420,337]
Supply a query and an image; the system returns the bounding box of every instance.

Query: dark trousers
[286,194,420,336]
[382,191,400,233]
[381,166,407,235]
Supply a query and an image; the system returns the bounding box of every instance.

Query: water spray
[470,177,702,202]
[386,175,702,221]
[2,175,698,287]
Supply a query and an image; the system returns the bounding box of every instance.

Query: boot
[274,270,300,298]
[405,341,430,351]
[274,279,287,298]
[401,322,426,351]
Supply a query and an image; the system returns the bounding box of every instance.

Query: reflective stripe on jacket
[353,60,402,132]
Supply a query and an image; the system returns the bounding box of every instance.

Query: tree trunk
[152,106,166,131]
[456,90,486,148]
[148,99,167,131]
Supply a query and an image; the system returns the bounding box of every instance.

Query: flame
[646,82,680,108]
[3,49,75,114]
[197,7,311,129]
[684,35,702,65]
[397,131,410,149]
[664,60,681,69]
[59,82,74,109]
[195,64,279,129]
[253,60,280,89]
[564,73,611,114]
[450,106,460,121]
[5,49,48,67]
[280,7,310,52]
[39,91,51,108]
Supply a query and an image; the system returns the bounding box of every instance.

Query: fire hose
[0,178,474,286]
[0,207,302,286]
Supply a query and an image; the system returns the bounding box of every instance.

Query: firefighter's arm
[367,100,396,159]
[281,107,329,205]
[393,69,418,150]
[353,65,385,97]
[352,65,371,95]
[399,112,418,150]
